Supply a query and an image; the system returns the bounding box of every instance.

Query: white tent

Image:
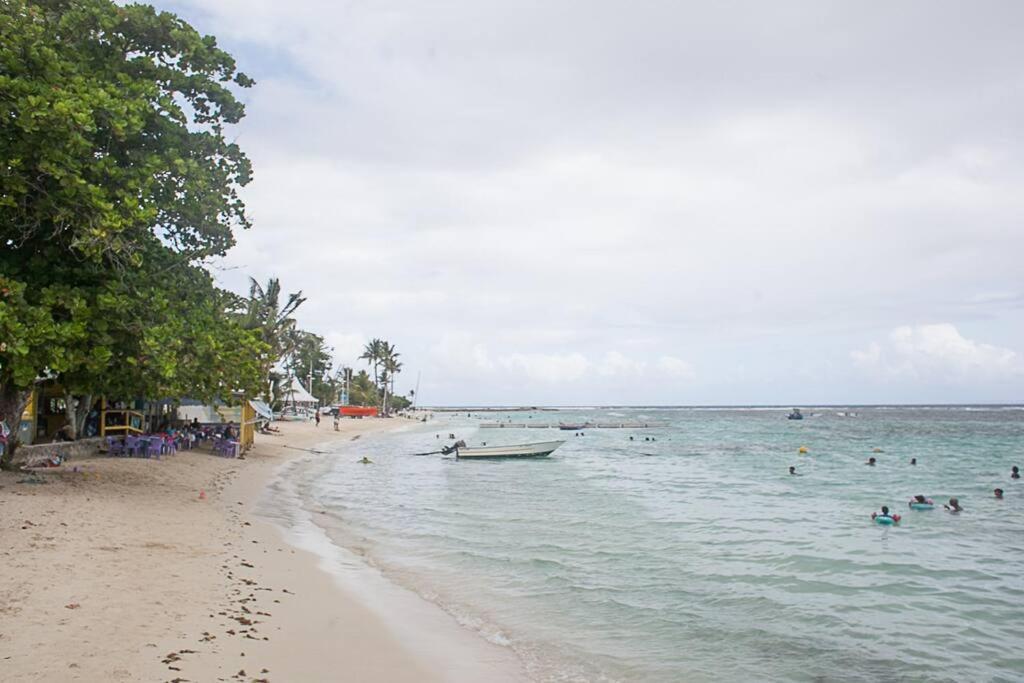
[282,376,318,407]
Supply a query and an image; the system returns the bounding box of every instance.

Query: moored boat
[456,440,565,459]
[787,408,804,420]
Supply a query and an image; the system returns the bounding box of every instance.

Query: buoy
[198,489,206,500]
[798,446,809,454]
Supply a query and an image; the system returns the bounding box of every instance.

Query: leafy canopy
[0,0,253,265]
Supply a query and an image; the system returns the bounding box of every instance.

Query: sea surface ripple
[281,407,1024,682]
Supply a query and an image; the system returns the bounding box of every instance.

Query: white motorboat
[456,440,565,459]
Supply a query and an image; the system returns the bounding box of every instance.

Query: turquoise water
[285,407,1024,682]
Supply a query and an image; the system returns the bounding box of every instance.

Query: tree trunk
[63,390,77,438]
[0,384,32,471]
[77,393,94,436]
[61,391,95,438]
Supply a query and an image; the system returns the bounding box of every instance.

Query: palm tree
[380,343,401,414]
[243,277,306,399]
[359,338,385,387]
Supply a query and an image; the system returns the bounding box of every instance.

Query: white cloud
[851,324,1024,381]
[657,356,696,379]
[179,0,1024,403]
[597,351,647,377]
[498,352,590,383]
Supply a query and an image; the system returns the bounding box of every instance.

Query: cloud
[498,352,591,383]
[851,324,1024,381]
[168,0,1024,403]
[597,351,647,377]
[657,356,696,379]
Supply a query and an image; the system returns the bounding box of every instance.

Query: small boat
[787,408,804,420]
[456,440,565,459]
[558,423,587,431]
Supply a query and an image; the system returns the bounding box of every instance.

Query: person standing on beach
[333,413,340,431]
[315,410,321,428]
[0,412,10,459]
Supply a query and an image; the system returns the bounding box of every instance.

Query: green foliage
[0,0,260,465]
[348,369,379,408]
[285,329,334,404]
[242,277,306,397]
[0,0,253,264]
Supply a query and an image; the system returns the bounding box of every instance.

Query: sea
[260,406,1024,682]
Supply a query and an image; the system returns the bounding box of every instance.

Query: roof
[282,376,317,404]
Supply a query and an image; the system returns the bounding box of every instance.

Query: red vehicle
[338,406,378,418]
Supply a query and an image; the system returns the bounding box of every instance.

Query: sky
[166,0,1024,405]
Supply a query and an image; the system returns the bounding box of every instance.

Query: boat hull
[456,440,565,459]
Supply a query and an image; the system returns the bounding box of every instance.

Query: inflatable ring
[909,500,934,510]
[873,513,901,525]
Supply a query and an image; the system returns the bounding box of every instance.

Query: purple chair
[124,435,141,457]
[143,436,163,459]
[106,437,125,456]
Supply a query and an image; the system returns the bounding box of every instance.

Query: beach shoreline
[0,418,527,682]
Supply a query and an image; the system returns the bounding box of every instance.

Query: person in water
[910,457,917,465]
[909,494,929,506]
[789,466,797,475]
[872,505,897,521]
[866,457,876,466]
[994,488,1004,499]
[1012,466,1020,479]
[944,497,964,513]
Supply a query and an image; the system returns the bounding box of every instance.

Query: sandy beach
[0,419,526,682]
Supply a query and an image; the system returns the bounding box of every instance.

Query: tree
[242,277,306,398]
[0,0,253,264]
[378,341,401,414]
[347,370,379,408]
[0,0,255,466]
[359,338,385,388]
[284,330,334,404]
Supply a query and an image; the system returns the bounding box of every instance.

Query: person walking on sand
[333,413,340,431]
[315,410,321,428]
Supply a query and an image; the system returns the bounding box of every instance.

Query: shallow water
[277,407,1024,682]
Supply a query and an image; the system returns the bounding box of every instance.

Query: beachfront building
[16,383,262,452]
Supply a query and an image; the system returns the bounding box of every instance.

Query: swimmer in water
[788,466,797,475]
[866,457,876,466]
[943,497,964,513]
[1012,466,1020,479]
[872,505,896,521]
[994,488,1004,499]
[358,456,372,464]
[910,457,917,465]
[908,494,929,507]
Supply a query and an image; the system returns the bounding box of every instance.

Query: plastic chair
[106,436,125,456]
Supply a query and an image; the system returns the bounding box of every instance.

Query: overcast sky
[168,0,1024,405]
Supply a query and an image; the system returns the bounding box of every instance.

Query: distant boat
[787,408,804,420]
[558,423,588,431]
[456,440,565,459]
